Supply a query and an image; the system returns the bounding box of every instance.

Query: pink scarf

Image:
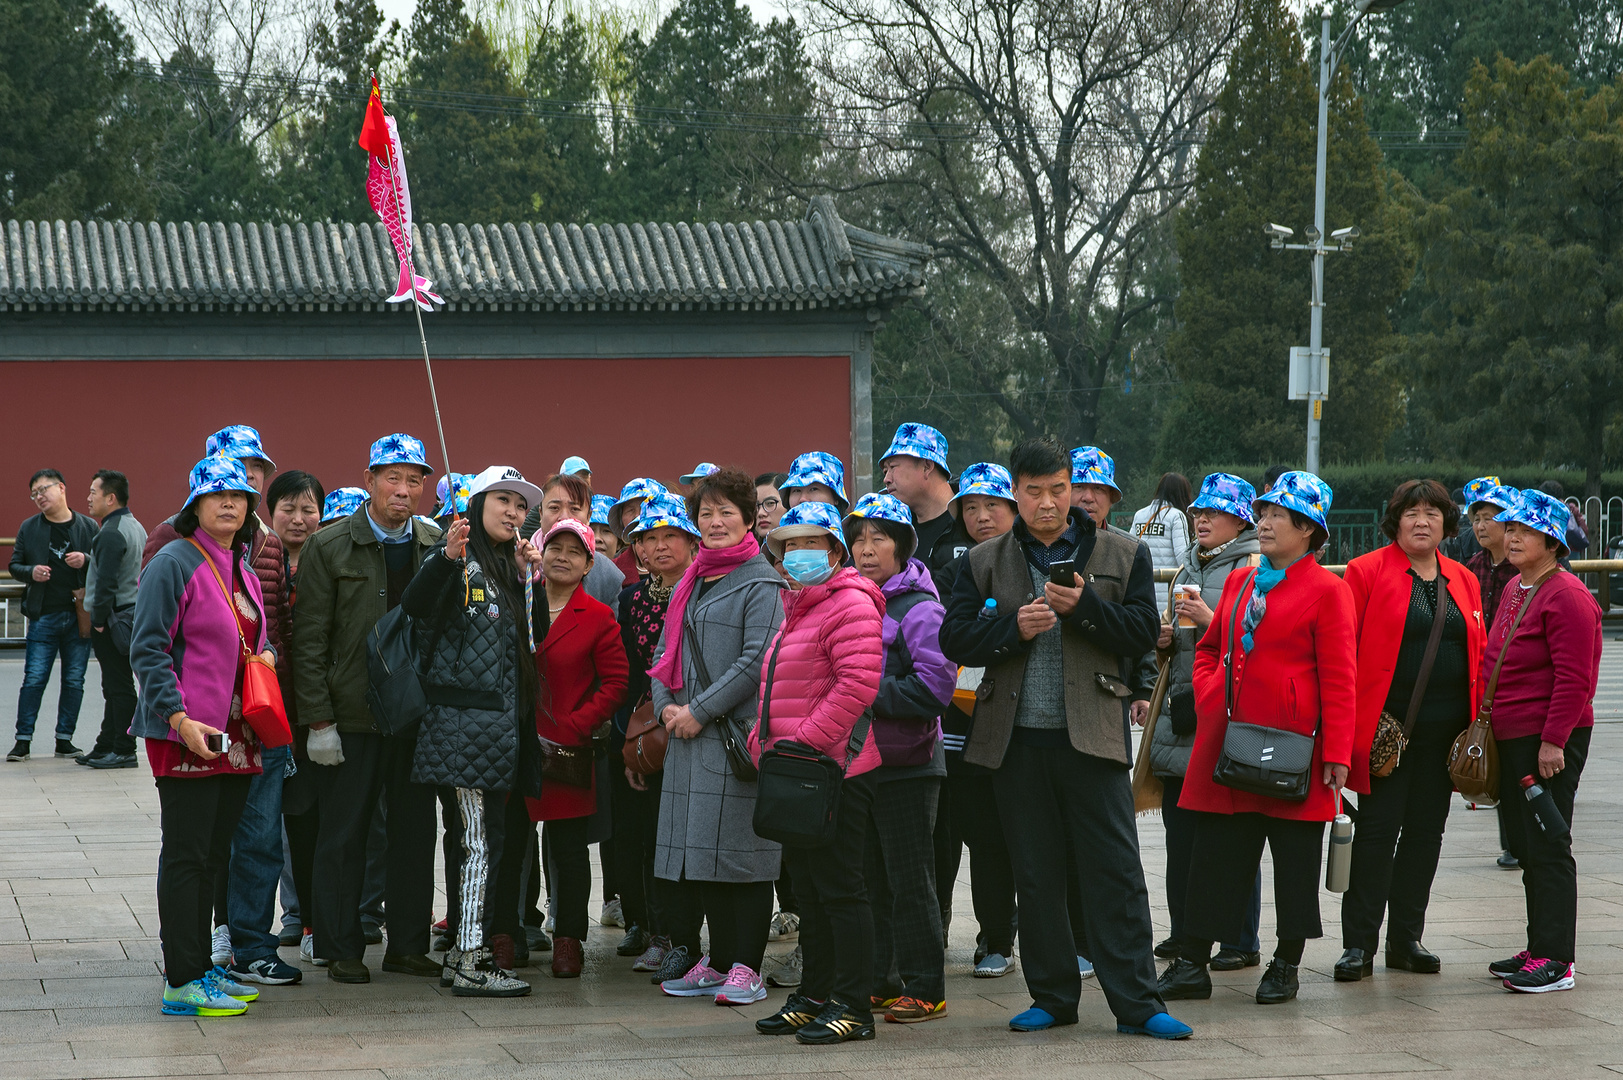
[647,532,761,692]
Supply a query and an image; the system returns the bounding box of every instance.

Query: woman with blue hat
[589,493,623,561]
[1149,473,1264,973]
[750,500,885,1042]
[1479,489,1601,994]
[611,493,703,976]
[1160,471,1357,1007]
[842,492,957,1025]
[130,456,280,1017]
[781,452,850,512]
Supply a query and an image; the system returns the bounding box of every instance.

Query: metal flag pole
[376,74,452,482]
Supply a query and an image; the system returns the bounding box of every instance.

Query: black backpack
[365,606,428,736]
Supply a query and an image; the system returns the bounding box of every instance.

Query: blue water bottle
[978,598,998,620]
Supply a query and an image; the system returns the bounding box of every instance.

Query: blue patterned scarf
[1240,556,1293,653]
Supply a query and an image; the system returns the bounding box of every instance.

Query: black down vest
[400,547,543,795]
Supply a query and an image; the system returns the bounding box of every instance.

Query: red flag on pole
[360,77,442,311]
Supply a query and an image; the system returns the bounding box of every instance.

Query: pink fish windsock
[359,78,443,312]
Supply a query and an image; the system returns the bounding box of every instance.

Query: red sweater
[1480,571,1600,748]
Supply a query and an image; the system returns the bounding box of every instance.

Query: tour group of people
[7,423,1600,1041]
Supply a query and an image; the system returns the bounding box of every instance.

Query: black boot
[1386,940,1440,974]
[1334,948,1373,982]
[1156,957,1212,1001]
[1255,958,1299,1004]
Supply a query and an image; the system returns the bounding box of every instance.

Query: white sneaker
[974,952,1014,978]
[768,910,800,941]
[544,899,556,934]
[211,925,234,966]
[600,898,625,928]
[1079,955,1095,980]
[300,931,328,967]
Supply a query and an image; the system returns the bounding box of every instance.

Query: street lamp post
[1270,0,1405,475]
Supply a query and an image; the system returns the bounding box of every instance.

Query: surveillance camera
[1331,226,1360,240]
[1264,223,1294,240]
[1305,226,1322,243]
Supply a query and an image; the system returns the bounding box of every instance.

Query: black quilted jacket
[400,546,543,795]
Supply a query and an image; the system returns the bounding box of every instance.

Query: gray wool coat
[651,554,785,883]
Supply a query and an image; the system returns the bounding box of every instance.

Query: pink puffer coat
[749,567,884,777]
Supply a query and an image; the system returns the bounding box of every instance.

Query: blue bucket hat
[369,433,434,475]
[844,491,918,561]
[186,455,259,510]
[881,423,950,475]
[323,486,368,523]
[1254,470,1333,532]
[768,500,849,559]
[433,472,472,518]
[589,494,616,526]
[610,477,669,536]
[1070,446,1121,500]
[1464,476,1517,514]
[205,424,277,471]
[679,462,720,485]
[951,462,1015,507]
[782,451,849,510]
[1495,488,1568,548]
[629,492,701,539]
[560,455,591,476]
[1190,473,1258,525]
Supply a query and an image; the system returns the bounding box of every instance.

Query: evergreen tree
[524,13,608,221]
[1160,0,1413,473]
[1401,57,1623,495]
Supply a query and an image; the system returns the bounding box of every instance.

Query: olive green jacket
[291,507,441,733]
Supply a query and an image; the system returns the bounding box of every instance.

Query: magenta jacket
[1480,570,1600,748]
[130,531,271,747]
[749,567,884,777]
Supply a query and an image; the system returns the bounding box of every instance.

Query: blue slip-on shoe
[1118,1012,1193,1040]
[1010,1007,1059,1032]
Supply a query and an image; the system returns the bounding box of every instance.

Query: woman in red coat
[526,519,629,978]
[1336,481,1484,982]
[1158,471,1356,1007]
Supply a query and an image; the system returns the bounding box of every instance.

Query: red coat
[1343,544,1485,794]
[526,583,629,822]
[1182,554,1357,823]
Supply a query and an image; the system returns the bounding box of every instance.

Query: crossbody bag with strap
[1448,568,1556,803]
[684,619,758,782]
[1369,571,1454,778]
[751,633,872,848]
[186,538,292,749]
[1212,569,1317,802]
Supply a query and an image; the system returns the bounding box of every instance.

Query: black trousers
[1498,727,1591,963]
[932,780,961,924]
[309,729,435,960]
[439,786,463,931]
[544,816,593,940]
[948,770,1015,955]
[486,792,532,941]
[867,776,945,1001]
[786,769,877,1009]
[992,735,1164,1026]
[1341,723,1462,952]
[664,876,774,973]
[88,627,137,757]
[1161,776,1262,952]
[1185,811,1325,945]
[157,775,251,987]
[611,767,665,934]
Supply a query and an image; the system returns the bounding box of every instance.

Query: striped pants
[456,788,495,953]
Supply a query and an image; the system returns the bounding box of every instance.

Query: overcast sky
[377,0,796,34]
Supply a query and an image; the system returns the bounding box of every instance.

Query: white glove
[307,725,345,766]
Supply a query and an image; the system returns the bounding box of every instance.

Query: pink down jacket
[749,566,884,777]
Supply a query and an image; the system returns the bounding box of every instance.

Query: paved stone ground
[1,649,1621,1080]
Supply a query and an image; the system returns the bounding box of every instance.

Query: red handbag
[188,539,293,748]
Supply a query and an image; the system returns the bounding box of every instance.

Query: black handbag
[683,620,759,782]
[1212,570,1318,802]
[364,606,429,736]
[751,637,871,848]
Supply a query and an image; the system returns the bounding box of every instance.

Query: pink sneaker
[714,963,766,1006]
[661,956,725,997]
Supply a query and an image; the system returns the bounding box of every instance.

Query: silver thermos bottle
[1326,793,1353,893]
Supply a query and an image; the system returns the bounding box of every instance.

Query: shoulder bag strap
[1223,569,1256,721]
[682,617,715,692]
[1480,568,1558,715]
[757,635,784,743]
[187,538,250,659]
[1399,571,1452,740]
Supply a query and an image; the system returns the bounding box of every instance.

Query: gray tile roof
[0,196,930,314]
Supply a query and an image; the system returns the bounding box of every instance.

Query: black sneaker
[278,926,303,947]
[1502,957,1575,993]
[1210,948,1262,971]
[616,925,650,957]
[1255,958,1299,1004]
[650,944,691,985]
[756,993,824,1035]
[1154,937,1181,959]
[1488,950,1531,978]
[55,740,81,758]
[1156,957,1212,1000]
[7,741,30,762]
[87,753,137,769]
[795,998,875,1045]
[1497,850,1519,870]
[362,923,384,946]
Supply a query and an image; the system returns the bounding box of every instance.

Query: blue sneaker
[1010,1006,1060,1031]
[160,975,249,1016]
[230,957,303,985]
[1118,1012,1193,1040]
[209,966,260,1001]
[1079,955,1095,980]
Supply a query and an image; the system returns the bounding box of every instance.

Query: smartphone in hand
[1048,559,1076,587]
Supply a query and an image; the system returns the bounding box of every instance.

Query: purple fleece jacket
[873,558,956,766]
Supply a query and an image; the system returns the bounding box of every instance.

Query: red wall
[1,355,851,539]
